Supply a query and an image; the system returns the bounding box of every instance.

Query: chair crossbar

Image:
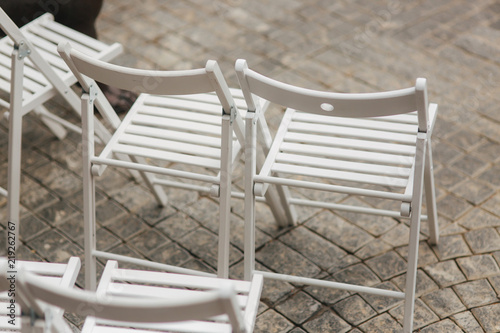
[93,250,216,278]
[91,157,220,182]
[256,270,406,299]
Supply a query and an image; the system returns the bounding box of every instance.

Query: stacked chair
[235,59,439,333]
[0,8,123,245]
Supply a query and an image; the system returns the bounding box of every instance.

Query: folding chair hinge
[86,84,99,103]
[223,106,237,124]
[15,40,31,59]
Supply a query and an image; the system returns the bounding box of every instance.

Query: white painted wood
[236,59,440,333]
[0,8,124,259]
[60,44,271,287]
[15,260,262,333]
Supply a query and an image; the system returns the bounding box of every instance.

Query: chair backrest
[57,41,236,115]
[16,268,246,332]
[235,59,429,133]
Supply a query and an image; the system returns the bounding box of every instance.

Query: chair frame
[18,260,263,333]
[236,59,439,333]
[58,42,247,289]
[0,9,123,249]
[0,257,81,332]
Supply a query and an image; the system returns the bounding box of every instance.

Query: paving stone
[128,228,170,256]
[419,318,463,332]
[380,223,410,248]
[452,311,484,333]
[103,215,148,240]
[390,299,439,331]
[392,269,439,298]
[302,310,351,333]
[332,294,377,326]
[457,254,500,280]
[255,310,294,333]
[471,303,500,333]
[437,194,474,220]
[451,179,496,205]
[354,238,393,260]
[434,234,472,260]
[421,287,466,318]
[361,282,403,313]
[451,155,490,178]
[424,260,467,288]
[279,226,347,270]
[256,240,321,279]
[453,279,498,309]
[179,227,241,270]
[149,242,193,269]
[458,208,500,229]
[482,194,500,217]
[275,291,321,324]
[36,200,80,226]
[305,211,374,253]
[19,213,50,242]
[95,199,128,225]
[396,241,439,268]
[332,263,381,288]
[478,164,500,188]
[28,229,83,263]
[434,167,466,190]
[334,210,398,237]
[365,251,407,280]
[358,313,402,333]
[155,211,200,240]
[303,277,351,306]
[464,227,500,254]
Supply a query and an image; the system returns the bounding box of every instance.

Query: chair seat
[256,105,438,211]
[0,13,122,111]
[93,88,248,190]
[81,261,263,333]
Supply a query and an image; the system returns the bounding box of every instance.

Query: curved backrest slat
[235,59,429,130]
[58,42,235,113]
[17,269,243,328]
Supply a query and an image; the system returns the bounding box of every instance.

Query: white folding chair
[17,260,263,333]
[57,41,289,290]
[0,9,123,248]
[236,59,440,333]
[0,257,81,332]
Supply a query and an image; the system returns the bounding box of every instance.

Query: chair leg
[403,136,426,332]
[244,111,257,281]
[81,93,97,290]
[7,48,25,248]
[217,113,232,279]
[424,139,439,245]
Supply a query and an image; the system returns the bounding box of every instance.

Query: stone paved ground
[1,0,500,332]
